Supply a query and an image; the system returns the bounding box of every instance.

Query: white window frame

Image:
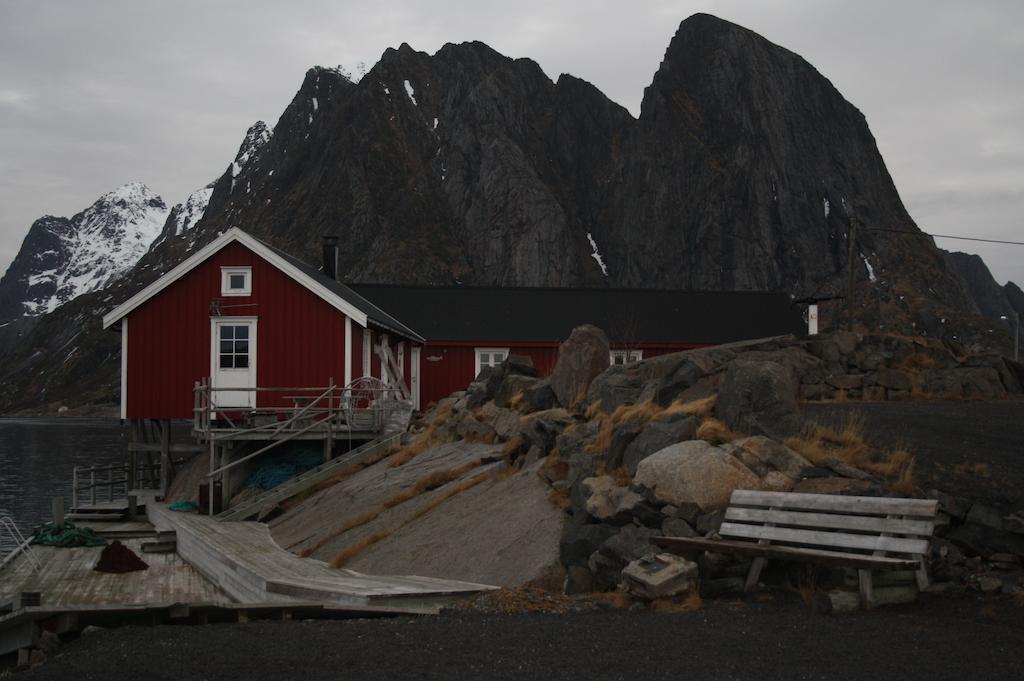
[220,266,252,296]
[610,349,643,365]
[474,347,510,377]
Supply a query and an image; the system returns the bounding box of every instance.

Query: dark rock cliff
[0,14,1015,411]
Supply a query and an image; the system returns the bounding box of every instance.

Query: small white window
[221,267,252,296]
[474,347,510,377]
[610,349,643,365]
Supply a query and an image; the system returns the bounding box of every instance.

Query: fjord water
[0,418,127,531]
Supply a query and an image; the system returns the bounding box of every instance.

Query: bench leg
[858,569,875,609]
[744,557,767,592]
[915,556,930,591]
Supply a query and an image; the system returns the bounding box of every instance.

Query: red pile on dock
[94,541,149,573]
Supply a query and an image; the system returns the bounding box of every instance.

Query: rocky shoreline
[404,328,1024,602]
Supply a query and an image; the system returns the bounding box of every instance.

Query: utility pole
[846,218,858,332]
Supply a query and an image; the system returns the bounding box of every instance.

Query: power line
[866,226,1024,246]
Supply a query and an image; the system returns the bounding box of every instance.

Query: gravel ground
[803,400,1024,508]
[15,594,1024,681]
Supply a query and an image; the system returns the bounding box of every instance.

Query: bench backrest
[721,490,938,557]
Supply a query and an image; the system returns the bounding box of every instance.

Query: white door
[211,318,257,409]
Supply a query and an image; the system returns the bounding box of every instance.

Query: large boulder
[634,440,762,511]
[622,416,698,475]
[586,365,645,413]
[731,436,813,480]
[582,476,646,525]
[550,325,611,409]
[651,359,703,406]
[715,359,803,439]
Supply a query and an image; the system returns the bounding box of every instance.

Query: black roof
[350,285,804,345]
[257,240,424,341]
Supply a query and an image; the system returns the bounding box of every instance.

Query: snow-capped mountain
[0,182,168,320]
[150,120,272,253]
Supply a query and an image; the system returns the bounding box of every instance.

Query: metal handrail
[0,516,41,573]
[203,384,336,478]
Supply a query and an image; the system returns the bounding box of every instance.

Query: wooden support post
[915,555,930,591]
[858,569,874,609]
[744,557,767,592]
[72,467,78,511]
[90,470,96,506]
[51,497,64,530]
[159,418,170,499]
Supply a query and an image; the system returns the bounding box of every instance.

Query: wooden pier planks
[0,538,227,610]
[149,503,495,614]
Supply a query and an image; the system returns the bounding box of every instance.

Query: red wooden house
[352,284,805,407]
[102,228,423,422]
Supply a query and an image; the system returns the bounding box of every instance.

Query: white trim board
[120,317,128,419]
[209,316,258,409]
[102,228,370,329]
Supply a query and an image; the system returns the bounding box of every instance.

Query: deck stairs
[216,432,403,522]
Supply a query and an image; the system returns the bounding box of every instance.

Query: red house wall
[417,341,706,408]
[125,241,350,419]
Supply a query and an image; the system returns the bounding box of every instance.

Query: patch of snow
[170,186,213,236]
[311,97,318,111]
[27,269,57,286]
[433,117,438,130]
[860,253,877,282]
[823,198,830,218]
[404,80,417,105]
[383,83,390,95]
[586,232,609,277]
[20,182,169,315]
[308,114,313,125]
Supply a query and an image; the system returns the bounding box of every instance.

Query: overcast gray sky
[1,0,1022,286]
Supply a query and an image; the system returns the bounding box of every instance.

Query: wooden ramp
[149,504,495,614]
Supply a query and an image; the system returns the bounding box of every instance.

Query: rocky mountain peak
[233,121,272,172]
[0,182,168,320]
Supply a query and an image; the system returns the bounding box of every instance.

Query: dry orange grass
[785,414,868,466]
[387,422,454,468]
[538,449,568,482]
[676,395,716,419]
[285,445,394,507]
[501,435,527,460]
[695,418,741,445]
[650,591,703,613]
[300,509,382,557]
[584,400,604,420]
[784,417,917,493]
[785,566,819,606]
[897,353,941,371]
[330,467,509,567]
[509,391,527,412]
[586,591,633,609]
[953,462,991,478]
[302,459,483,557]
[546,486,572,512]
[586,401,665,454]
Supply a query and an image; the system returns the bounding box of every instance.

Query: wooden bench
[654,490,938,607]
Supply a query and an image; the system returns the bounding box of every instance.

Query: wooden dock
[149,503,496,614]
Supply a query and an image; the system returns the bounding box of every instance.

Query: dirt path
[14,594,1024,681]
[803,400,1024,508]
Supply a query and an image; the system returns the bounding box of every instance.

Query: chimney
[322,235,339,281]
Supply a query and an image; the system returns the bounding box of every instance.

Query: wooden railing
[72,463,130,508]
[0,516,40,572]
[191,377,405,438]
